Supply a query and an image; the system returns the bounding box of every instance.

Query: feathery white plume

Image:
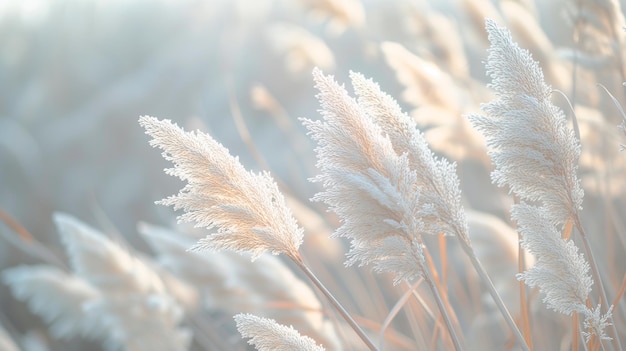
[303,68,428,283]
[582,305,613,343]
[512,204,591,316]
[305,67,534,349]
[235,313,326,351]
[349,71,469,246]
[2,215,192,351]
[139,116,303,260]
[470,19,613,344]
[468,19,583,226]
[55,213,165,295]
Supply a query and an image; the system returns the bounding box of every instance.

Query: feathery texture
[53,213,191,351]
[349,71,470,247]
[470,19,612,343]
[467,19,583,227]
[512,204,591,315]
[512,204,611,341]
[582,305,613,342]
[138,222,341,350]
[303,68,425,282]
[234,313,326,351]
[304,68,468,283]
[139,116,303,260]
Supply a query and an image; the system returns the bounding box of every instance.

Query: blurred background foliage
[2,0,626,350]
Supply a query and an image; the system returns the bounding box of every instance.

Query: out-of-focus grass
[1,0,625,350]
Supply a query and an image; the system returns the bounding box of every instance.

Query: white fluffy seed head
[234,313,326,351]
[467,19,583,227]
[304,68,469,283]
[139,116,303,260]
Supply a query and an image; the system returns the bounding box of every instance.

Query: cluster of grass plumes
[2,213,191,351]
[470,19,619,348]
[136,16,623,347]
[2,5,626,351]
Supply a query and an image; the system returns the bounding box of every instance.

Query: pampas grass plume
[234,313,326,351]
[303,68,430,283]
[470,19,614,344]
[139,116,304,261]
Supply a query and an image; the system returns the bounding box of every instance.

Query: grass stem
[290,253,379,351]
[421,264,464,351]
[461,244,531,351]
[518,238,533,350]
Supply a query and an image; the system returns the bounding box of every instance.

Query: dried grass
[1,2,625,351]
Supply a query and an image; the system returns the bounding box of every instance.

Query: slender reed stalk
[422,250,464,351]
[460,244,529,351]
[379,279,425,351]
[140,116,377,351]
[347,69,529,350]
[517,239,533,350]
[290,253,378,351]
[574,312,580,351]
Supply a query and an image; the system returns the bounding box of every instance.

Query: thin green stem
[290,253,379,351]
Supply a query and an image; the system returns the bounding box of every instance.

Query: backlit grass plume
[140,115,377,350]
[304,68,533,351]
[2,265,102,340]
[139,116,303,261]
[468,19,583,227]
[303,68,431,283]
[512,203,612,343]
[469,19,616,346]
[512,204,592,315]
[348,71,468,247]
[234,313,326,351]
[303,68,470,350]
[348,70,529,350]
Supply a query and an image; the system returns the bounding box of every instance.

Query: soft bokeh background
[2,0,626,350]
